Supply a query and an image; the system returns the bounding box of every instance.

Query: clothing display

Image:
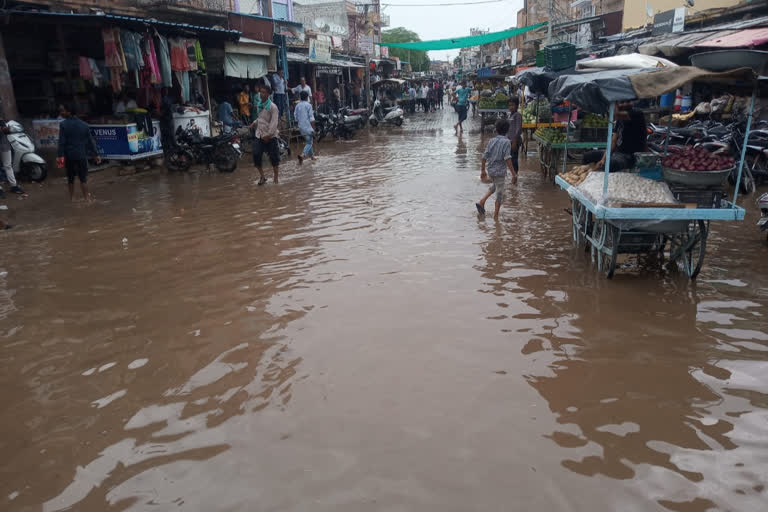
[79,57,93,81]
[141,35,161,85]
[102,27,125,69]
[194,41,206,72]
[155,34,173,87]
[170,38,190,72]
[120,30,144,71]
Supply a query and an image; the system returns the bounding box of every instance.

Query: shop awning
[694,28,768,48]
[286,52,363,68]
[225,39,276,78]
[1,10,241,39]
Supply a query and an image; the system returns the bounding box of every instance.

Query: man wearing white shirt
[291,77,312,105]
[419,84,429,113]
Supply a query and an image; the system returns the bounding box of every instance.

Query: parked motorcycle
[1,120,47,182]
[338,107,366,131]
[758,192,768,238]
[316,112,356,141]
[166,125,241,173]
[369,99,404,127]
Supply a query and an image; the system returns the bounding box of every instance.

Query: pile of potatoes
[561,162,601,186]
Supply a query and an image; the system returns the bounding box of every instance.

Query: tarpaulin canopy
[379,22,547,51]
[549,66,757,113]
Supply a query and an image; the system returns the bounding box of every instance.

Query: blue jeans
[302,133,314,157]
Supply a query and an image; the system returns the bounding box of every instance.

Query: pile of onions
[661,147,735,172]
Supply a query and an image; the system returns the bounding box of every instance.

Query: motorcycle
[757,192,768,237]
[166,125,241,173]
[316,112,355,141]
[338,107,366,131]
[1,120,47,182]
[369,99,404,127]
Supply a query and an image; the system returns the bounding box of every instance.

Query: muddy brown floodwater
[1,109,767,512]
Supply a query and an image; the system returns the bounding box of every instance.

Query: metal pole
[547,0,553,45]
[733,81,758,204]
[602,102,615,198]
[562,103,572,177]
[663,109,672,156]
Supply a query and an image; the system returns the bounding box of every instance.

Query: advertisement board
[652,8,685,36]
[90,122,163,160]
[357,35,374,56]
[32,119,62,149]
[293,1,348,37]
[309,38,331,63]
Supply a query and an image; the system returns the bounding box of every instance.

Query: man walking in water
[294,91,316,165]
[57,104,100,201]
[453,82,470,134]
[250,83,281,185]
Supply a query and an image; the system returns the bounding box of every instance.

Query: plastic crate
[543,43,576,71]
[536,50,546,67]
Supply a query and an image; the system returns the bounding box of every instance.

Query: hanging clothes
[141,35,161,85]
[194,41,206,73]
[155,34,173,87]
[169,38,190,71]
[186,40,198,72]
[102,28,125,69]
[89,59,103,87]
[175,71,190,103]
[120,30,144,71]
[79,57,93,81]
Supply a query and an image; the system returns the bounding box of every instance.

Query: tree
[382,28,431,73]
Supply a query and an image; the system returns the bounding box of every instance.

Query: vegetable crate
[543,43,576,71]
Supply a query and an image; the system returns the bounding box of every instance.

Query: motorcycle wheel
[369,118,379,127]
[22,163,47,183]
[394,117,403,127]
[214,146,239,173]
[165,148,194,172]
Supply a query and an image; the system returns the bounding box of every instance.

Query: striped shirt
[483,135,512,177]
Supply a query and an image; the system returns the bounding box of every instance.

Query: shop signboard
[274,21,305,44]
[315,65,342,76]
[309,38,331,63]
[652,8,685,36]
[293,0,349,37]
[358,35,374,56]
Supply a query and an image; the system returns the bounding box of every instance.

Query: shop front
[0,10,240,166]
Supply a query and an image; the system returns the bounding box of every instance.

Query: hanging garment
[169,38,190,71]
[194,41,206,73]
[89,59,103,87]
[174,71,190,103]
[186,40,198,72]
[141,35,161,85]
[79,57,93,81]
[102,27,125,69]
[120,30,144,71]
[155,34,173,87]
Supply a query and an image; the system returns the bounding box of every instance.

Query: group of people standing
[405,82,445,114]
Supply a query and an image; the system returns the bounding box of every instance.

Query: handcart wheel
[591,219,618,279]
[680,220,708,279]
[571,199,587,247]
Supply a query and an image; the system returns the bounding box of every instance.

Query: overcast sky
[383,0,525,62]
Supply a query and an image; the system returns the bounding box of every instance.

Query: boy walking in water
[476,119,518,221]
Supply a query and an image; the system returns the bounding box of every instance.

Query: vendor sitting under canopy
[582,100,647,172]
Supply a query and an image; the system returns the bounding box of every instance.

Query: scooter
[369,99,404,127]
[2,120,47,182]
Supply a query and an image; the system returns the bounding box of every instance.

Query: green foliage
[382,28,430,72]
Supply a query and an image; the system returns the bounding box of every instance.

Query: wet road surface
[1,109,768,511]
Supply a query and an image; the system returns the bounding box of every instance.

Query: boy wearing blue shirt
[476,119,518,221]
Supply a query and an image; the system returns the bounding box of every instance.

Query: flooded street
[2,109,768,511]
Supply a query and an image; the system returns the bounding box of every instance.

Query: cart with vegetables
[477,91,511,129]
[533,126,607,182]
[549,64,759,279]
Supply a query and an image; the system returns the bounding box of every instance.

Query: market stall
[549,63,761,279]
